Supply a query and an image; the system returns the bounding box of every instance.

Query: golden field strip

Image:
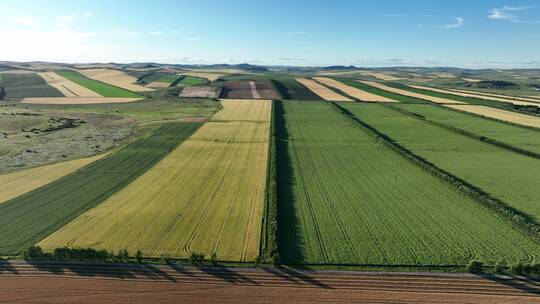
[313,77,397,102]
[40,100,271,261]
[21,97,142,105]
[78,69,154,92]
[39,72,102,97]
[445,88,540,103]
[359,71,401,81]
[179,72,225,81]
[411,85,540,107]
[358,81,464,104]
[0,153,107,204]
[296,78,352,101]
[446,105,540,129]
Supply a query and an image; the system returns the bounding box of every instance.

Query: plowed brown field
[0,261,539,304]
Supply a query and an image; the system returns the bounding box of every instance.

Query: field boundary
[330,101,540,242]
[381,103,540,160]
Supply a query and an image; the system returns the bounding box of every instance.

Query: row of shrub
[467,259,540,275]
[24,246,144,263]
[331,101,540,242]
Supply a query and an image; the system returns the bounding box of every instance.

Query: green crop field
[57,70,142,98]
[0,122,201,255]
[0,73,63,98]
[392,103,540,155]
[276,100,540,266]
[178,76,206,86]
[271,78,323,100]
[342,102,540,223]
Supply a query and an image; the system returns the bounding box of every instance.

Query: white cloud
[444,17,464,29]
[13,16,35,26]
[54,12,94,27]
[148,31,163,36]
[488,6,531,21]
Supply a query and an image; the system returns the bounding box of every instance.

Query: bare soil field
[220,81,260,99]
[21,97,142,104]
[0,261,538,304]
[446,104,540,129]
[254,80,281,99]
[313,77,397,102]
[78,69,154,92]
[0,153,107,204]
[295,78,352,101]
[39,72,102,97]
[359,81,464,104]
[179,85,221,98]
[411,85,540,106]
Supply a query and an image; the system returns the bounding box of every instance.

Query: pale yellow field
[444,88,540,103]
[446,105,540,129]
[296,78,352,101]
[461,78,482,83]
[359,71,401,81]
[40,100,271,261]
[39,72,102,97]
[432,73,457,78]
[0,153,107,204]
[145,81,171,88]
[359,81,464,104]
[21,97,142,105]
[78,69,154,92]
[179,72,225,81]
[313,77,397,102]
[411,85,540,107]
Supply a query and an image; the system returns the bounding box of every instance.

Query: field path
[249,81,261,99]
[1,261,539,303]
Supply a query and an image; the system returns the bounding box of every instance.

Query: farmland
[0,72,63,98]
[40,100,271,261]
[39,72,101,97]
[271,78,323,100]
[276,100,540,266]
[57,70,143,98]
[78,69,154,92]
[342,102,540,222]
[219,80,278,99]
[177,76,206,86]
[295,78,352,101]
[0,122,201,255]
[313,77,397,102]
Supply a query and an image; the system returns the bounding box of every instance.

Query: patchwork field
[0,72,63,98]
[411,85,540,107]
[179,85,221,98]
[277,100,540,266]
[0,153,107,204]
[38,72,101,97]
[271,78,322,100]
[446,104,540,129]
[342,102,540,222]
[447,88,540,102]
[295,78,351,101]
[78,69,154,92]
[359,71,401,81]
[178,76,206,86]
[359,81,463,104]
[253,80,281,99]
[393,103,540,154]
[313,77,397,102]
[219,80,275,99]
[40,100,271,261]
[57,70,143,98]
[0,122,201,255]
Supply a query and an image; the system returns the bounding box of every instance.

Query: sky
[0,0,539,68]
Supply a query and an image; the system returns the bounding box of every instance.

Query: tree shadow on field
[0,260,18,274]
[24,260,177,282]
[197,266,258,285]
[275,100,305,265]
[261,266,332,289]
[480,273,540,296]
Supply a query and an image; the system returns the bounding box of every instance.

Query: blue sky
[1,0,539,68]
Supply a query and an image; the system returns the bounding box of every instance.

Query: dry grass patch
[78,69,154,92]
[445,104,540,129]
[359,71,401,81]
[39,72,102,97]
[359,81,464,104]
[40,100,271,261]
[0,153,107,204]
[411,85,540,107]
[179,72,225,81]
[314,77,397,102]
[296,78,352,101]
[21,97,142,105]
[145,82,171,88]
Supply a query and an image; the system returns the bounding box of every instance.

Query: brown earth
[0,261,539,304]
[220,81,258,99]
[179,85,221,98]
[254,80,281,99]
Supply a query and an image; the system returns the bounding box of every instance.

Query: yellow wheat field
[39,72,102,97]
[78,69,154,92]
[40,99,271,261]
[296,78,352,101]
[410,85,540,107]
[445,105,540,129]
[313,77,397,102]
[359,71,401,81]
[359,81,464,104]
[179,72,225,81]
[0,153,107,204]
[446,88,540,103]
